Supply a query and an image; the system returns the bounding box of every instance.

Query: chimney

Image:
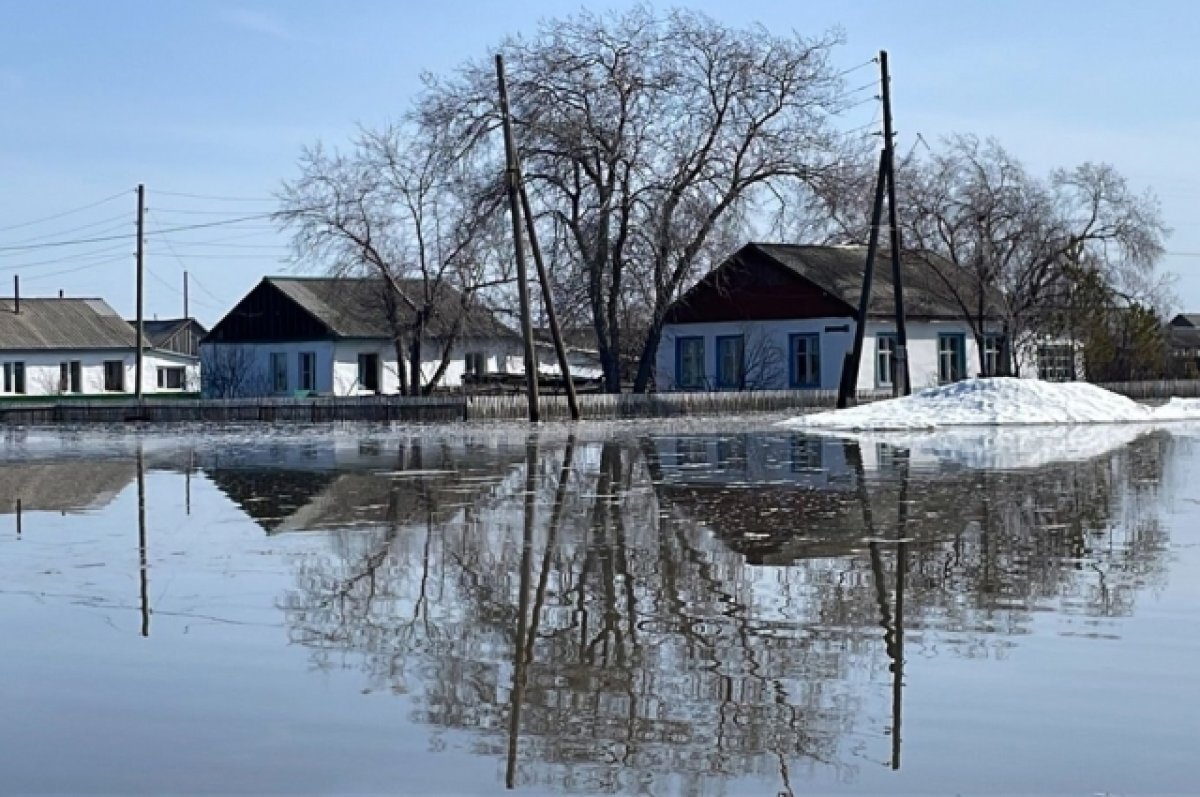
[13,275,18,314]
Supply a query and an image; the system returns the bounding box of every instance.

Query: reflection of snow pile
[855,424,1153,471]
[780,377,1200,431]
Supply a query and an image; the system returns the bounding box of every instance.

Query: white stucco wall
[0,349,198,397]
[655,318,1008,392]
[201,336,585,397]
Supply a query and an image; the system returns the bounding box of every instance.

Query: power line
[18,256,130,284]
[0,210,302,253]
[0,243,132,273]
[834,58,878,79]
[151,190,276,202]
[1,214,130,246]
[185,271,229,306]
[0,189,130,233]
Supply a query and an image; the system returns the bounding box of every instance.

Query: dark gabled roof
[0,298,147,350]
[1169,313,1200,328]
[136,318,207,349]
[266,277,515,340]
[750,243,999,319]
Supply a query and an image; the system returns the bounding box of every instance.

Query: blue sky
[1,0,1197,326]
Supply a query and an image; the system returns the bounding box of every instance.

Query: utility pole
[838,148,889,408]
[496,54,540,422]
[183,270,189,319]
[519,183,579,420]
[135,184,145,399]
[880,51,911,396]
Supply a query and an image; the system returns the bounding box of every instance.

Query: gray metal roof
[0,460,135,513]
[267,277,516,340]
[0,298,147,350]
[751,243,1001,319]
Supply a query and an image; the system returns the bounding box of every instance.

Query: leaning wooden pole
[879,50,911,396]
[519,182,579,420]
[495,54,540,422]
[838,148,890,409]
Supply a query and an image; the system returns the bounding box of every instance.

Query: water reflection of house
[651,431,1164,568]
[202,441,527,533]
[0,460,136,514]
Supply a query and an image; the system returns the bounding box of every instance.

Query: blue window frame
[789,333,821,388]
[675,336,706,390]
[938,333,967,383]
[715,335,744,389]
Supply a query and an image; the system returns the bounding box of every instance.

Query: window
[983,335,1004,377]
[464,352,486,377]
[676,337,705,390]
[3,362,25,394]
[937,334,966,384]
[298,352,316,392]
[876,334,897,387]
[103,360,124,392]
[157,367,185,390]
[1037,344,1075,382]
[59,360,83,393]
[715,335,744,389]
[270,352,288,393]
[358,353,380,393]
[789,334,821,388]
[791,437,823,472]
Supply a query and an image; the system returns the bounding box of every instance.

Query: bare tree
[201,345,267,398]
[417,7,850,392]
[277,127,512,395]
[899,136,1168,374]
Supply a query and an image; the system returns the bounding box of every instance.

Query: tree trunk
[632,323,662,394]
[409,326,423,396]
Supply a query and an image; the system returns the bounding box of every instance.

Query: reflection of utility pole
[15,498,21,537]
[850,440,906,770]
[891,449,909,771]
[137,447,150,637]
[185,449,193,516]
[505,438,539,789]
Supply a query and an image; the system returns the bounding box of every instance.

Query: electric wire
[0,190,130,233]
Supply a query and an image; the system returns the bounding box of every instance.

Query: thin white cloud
[220,7,298,42]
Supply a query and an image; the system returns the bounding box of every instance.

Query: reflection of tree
[278,430,1173,794]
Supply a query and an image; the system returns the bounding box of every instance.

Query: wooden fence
[0,388,894,425]
[1096,380,1200,399]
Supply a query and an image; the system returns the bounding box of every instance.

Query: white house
[200,276,595,398]
[655,243,1071,393]
[0,296,198,397]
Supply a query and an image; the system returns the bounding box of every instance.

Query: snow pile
[780,377,1200,431]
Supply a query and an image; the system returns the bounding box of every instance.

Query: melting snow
[780,377,1200,431]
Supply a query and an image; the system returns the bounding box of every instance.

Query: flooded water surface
[1,422,1198,795]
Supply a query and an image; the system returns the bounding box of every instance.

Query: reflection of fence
[0,388,893,425]
[464,388,893,421]
[0,395,467,425]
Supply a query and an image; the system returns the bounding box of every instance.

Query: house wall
[0,349,198,397]
[201,337,553,397]
[655,317,1001,392]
